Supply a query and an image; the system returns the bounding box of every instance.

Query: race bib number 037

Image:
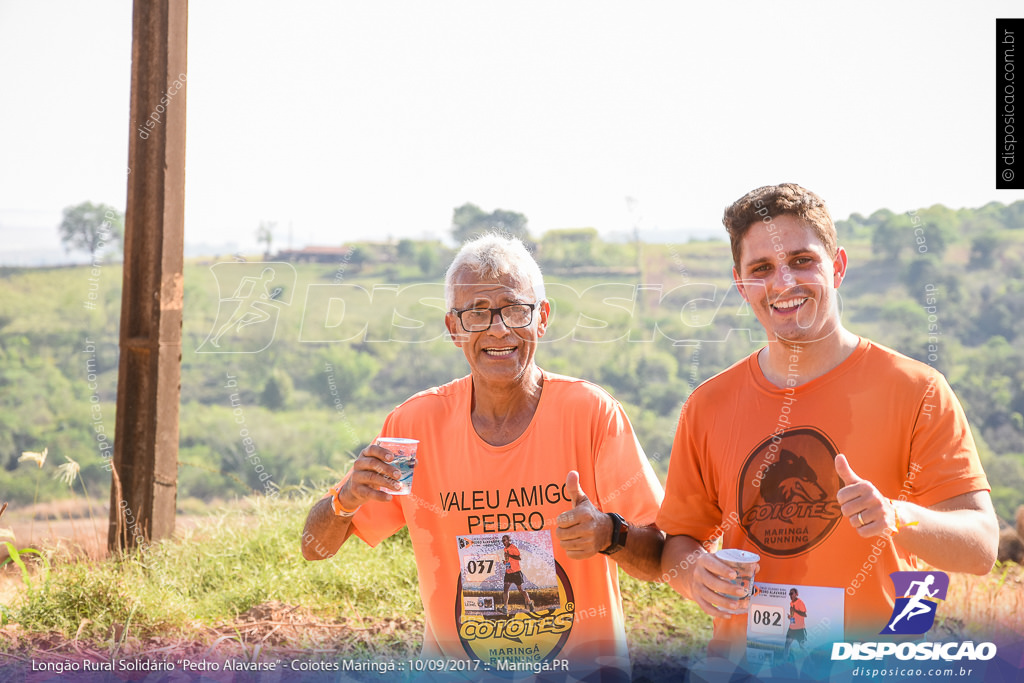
[462,556,501,582]
[454,531,576,669]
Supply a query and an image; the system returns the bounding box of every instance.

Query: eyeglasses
[450,303,538,332]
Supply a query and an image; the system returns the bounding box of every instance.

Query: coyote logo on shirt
[738,427,843,557]
[760,450,828,512]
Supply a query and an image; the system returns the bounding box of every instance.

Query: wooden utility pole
[109,0,188,552]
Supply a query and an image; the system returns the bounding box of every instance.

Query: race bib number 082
[748,604,786,637]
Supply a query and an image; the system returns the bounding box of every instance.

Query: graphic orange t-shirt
[657,338,989,656]
[344,371,663,679]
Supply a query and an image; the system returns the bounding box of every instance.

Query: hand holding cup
[689,548,760,619]
[343,438,417,506]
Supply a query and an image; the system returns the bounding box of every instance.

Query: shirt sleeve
[905,372,990,508]
[656,398,729,541]
[592,400,664,526]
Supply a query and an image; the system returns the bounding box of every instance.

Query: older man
[303,233,664,680]
[659,183,998,665]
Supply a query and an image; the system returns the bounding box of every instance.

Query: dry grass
[0,498,107,563]
[0,601,424,665]
[942,562,1024,641]
[0,499,221,565]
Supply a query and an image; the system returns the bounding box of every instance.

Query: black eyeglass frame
[449,302,539,332]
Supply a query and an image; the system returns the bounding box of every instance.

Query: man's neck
[470,366,544,446]
[758,329,860,388]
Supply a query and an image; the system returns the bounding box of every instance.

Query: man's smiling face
[733,214,847,345]
[445,270,549,387]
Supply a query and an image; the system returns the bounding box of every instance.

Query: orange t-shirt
[504,544,521,573]
[657,338,989,655]
[789,598,807,630]
[345,371,663,679]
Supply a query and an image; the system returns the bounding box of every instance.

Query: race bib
[745,582,845,669]
[454,531,575,668]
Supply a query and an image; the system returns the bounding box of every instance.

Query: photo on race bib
[456,531,559,613]
[454,530,575,668]
[746,582,845,670]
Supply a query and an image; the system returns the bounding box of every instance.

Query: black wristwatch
[600,512,628,555]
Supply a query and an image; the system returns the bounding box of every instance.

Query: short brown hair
[722,183,837,267]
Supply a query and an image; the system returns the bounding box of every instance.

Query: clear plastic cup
[375,437,418,495]
[714,548,759,613]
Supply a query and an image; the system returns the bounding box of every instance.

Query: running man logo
[197,263,296,353]
[880,571,949,635]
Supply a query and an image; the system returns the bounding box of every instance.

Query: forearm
[609,524,665,582]
[301,496,355,561]
[660,534,706,599]
[891,499,998,574]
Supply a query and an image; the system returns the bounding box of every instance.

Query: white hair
[444,233,546,309]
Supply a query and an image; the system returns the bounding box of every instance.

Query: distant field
[1,234,1023,517]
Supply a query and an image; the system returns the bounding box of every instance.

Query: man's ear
[445,312,465,348]
[832,247,849,288]
[535,300,551,338]
[733,266,750,302]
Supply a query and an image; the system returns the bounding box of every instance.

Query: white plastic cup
[375,437,418,495]
[715,548,760,604]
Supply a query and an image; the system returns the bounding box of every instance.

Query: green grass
[621,572,711,658]
[1,490,711,661]
[5,491,420,648]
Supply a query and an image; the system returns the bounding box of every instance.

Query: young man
[658,183,998,662]
[303,234,664,680]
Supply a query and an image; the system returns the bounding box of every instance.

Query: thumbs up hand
[555,470,612,559]
[563,470,590,507]
[834,453,866,487]
[835,454,896,538]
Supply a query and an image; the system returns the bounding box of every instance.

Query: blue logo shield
[880,571,949,635]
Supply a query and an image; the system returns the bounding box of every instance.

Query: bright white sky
[1,1,1022,261]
